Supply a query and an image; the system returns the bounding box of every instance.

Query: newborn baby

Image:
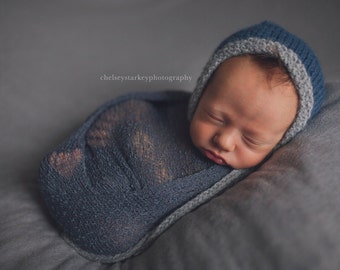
[39,21,325,263]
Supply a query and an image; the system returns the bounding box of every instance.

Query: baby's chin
[210,155,261,170]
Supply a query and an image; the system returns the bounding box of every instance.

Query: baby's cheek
[190,121,210,146]
[189,121,200,146]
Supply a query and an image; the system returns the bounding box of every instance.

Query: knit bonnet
[188,21,325,147]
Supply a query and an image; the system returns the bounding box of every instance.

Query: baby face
[190,56,298,169]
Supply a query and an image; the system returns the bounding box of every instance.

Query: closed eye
[243,135,276,151]
[203,109,225,124]
[242,135,264,147]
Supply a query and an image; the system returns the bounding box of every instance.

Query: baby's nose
[213,129,237,152]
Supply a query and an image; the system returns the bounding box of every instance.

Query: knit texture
[188,21,325,147]
[39,91,252,263]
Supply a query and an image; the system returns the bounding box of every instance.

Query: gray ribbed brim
[188,37,314,148]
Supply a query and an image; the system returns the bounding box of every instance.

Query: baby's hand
[48,148,83,178]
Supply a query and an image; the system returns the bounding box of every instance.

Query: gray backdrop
[1,0,340,269]
[1,0,340,177]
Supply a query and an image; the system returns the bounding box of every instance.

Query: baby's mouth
[204,149,228,166]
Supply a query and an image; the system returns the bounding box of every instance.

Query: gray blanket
[1,83,340,269]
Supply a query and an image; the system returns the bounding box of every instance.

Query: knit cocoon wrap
[39,91,252,263]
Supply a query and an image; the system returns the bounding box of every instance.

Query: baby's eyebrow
[207,107,231,120]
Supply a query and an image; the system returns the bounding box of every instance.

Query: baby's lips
[204,149,227,165]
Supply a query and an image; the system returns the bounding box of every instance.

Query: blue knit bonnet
[188,21,325,147]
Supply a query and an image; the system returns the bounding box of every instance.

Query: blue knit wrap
[39,91,252,263]
[188,21,325,147]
